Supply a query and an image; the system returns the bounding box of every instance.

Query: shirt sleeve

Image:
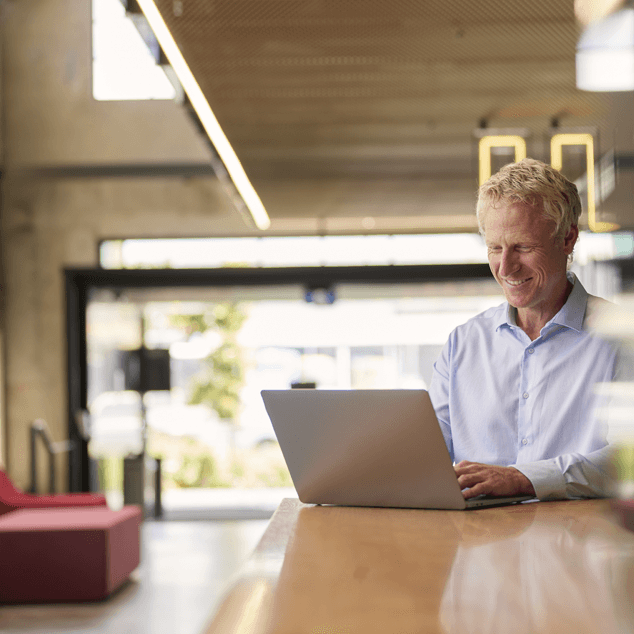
[429,335,454,462]
[518,339,621,500]
[513,444,614,500]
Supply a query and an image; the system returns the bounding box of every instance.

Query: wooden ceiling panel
[150,0,611,230]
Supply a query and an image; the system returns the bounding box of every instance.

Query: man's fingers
[462,482,489,499]
[453,462,536,498]
[457,472,484,489]
[457,471,494,497]
[454,460,475,472]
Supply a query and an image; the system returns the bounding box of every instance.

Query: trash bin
[123,453,162,518]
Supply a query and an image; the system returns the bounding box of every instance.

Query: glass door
[85,279,503,517]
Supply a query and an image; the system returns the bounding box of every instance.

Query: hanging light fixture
[576,5,634,91]
[134,0,271,230]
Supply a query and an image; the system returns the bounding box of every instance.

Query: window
[92,0,176,101]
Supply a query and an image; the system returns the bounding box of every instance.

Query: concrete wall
[0,15,4,468]
[0,0,246,490]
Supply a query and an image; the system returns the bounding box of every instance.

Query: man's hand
[454,461,536,499]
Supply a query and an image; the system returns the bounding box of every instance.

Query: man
[429,158,617,500]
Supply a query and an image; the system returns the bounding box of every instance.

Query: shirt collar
[549,272,587,332]
[494,272,588,334]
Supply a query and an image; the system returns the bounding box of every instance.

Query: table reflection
[203,499,634,634]
[440,501,634,634]
[268,504,462,633]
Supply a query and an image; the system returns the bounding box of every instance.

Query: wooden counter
[202,498,634,634]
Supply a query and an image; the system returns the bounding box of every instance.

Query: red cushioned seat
[0,506,141,603]
[0,470,107,516]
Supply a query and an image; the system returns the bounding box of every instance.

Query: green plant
[257,465,294,488]
[230,459,246,481]
[97,456,123,492]
[171,303,248,422]
[172,452,230,488]
[198,454,228,488]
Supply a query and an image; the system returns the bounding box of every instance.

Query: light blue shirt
[429,274,618,500]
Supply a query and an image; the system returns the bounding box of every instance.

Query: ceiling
[148,0,616,234]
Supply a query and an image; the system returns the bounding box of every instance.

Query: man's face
[483,201,577,315]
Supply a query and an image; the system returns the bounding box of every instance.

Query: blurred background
[2,0,634,518]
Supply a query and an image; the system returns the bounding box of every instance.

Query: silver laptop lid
[261,389,470,510]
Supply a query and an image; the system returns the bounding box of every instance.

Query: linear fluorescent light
[478,136,527,186]
[134,0,271,230]
[550,133,619,233]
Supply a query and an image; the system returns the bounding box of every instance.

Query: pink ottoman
[0,506,141,603]
[0,470,108,516]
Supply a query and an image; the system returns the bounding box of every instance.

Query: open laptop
[261,389,535,510]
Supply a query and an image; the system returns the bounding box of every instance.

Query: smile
[505,278,531,287]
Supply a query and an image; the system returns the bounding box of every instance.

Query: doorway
[66,264,499,518]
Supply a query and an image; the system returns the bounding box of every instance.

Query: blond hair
[476,158,582,239]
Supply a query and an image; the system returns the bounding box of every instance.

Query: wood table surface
[202,498,634,634]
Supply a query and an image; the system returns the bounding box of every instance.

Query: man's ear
[563,224,579,255]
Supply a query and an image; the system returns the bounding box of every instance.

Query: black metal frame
[66,259,634,491]
[65,262,494,492]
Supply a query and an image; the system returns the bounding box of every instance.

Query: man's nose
[499,249,520,277]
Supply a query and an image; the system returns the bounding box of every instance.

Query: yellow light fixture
[550,133,619,233]
[478,136,527,186]
[134,0,271,231]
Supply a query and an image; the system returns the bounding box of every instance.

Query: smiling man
[429,158,617,500]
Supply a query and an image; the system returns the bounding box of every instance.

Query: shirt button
[528,348,534,354]
[522,439,528,445]
[523,392,529,399]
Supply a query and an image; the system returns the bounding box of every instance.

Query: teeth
[506,279,528,286]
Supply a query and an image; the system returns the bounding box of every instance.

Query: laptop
[261,389,535,510]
